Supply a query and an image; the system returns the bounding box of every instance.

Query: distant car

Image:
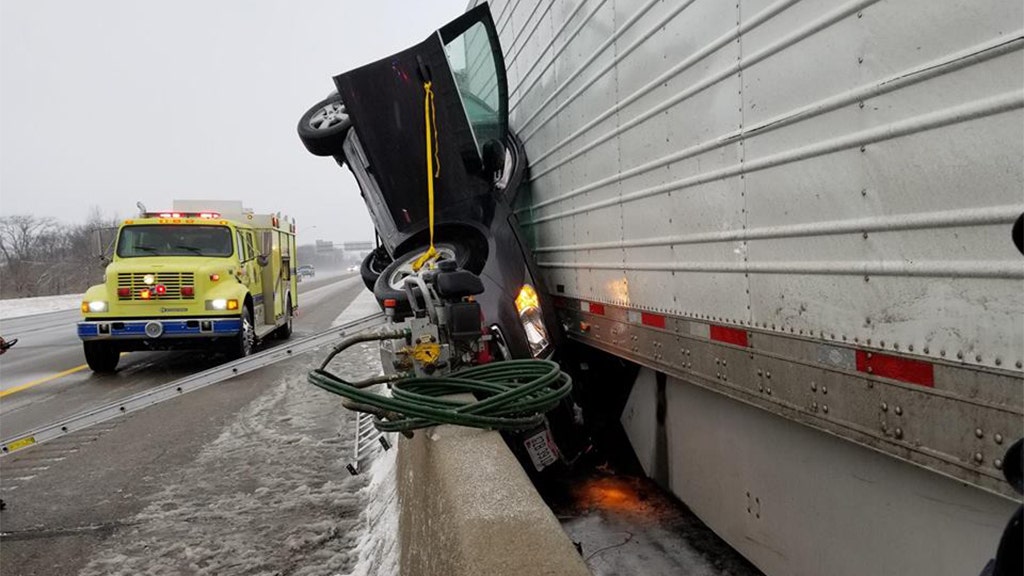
[346,265,358,272]
[297,265,316,278]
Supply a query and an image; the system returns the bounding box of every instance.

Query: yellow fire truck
[78,201,298,372]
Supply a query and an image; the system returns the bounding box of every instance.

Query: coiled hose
[308,359,573,434]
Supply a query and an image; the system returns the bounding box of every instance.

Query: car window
[442,20,505,157]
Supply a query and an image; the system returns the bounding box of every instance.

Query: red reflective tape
[856,351,934,387]
[710,325,748,347]
[641,312,665,329]
[588,302,606,315]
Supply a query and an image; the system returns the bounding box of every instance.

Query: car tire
[229,305,256,359]
[298,96,352,157]
[360,245,393,292]
[275,297,293,340]
[372,241,475,313]
[84,341,119,373]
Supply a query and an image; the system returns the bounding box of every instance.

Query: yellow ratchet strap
[412,80,441,271]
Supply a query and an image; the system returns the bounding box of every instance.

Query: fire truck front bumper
[78,318,242,341]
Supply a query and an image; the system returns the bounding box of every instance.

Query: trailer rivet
[894,427,903,439]
[766,387,772,395]
[759,384,764,392]
[867,366,873,374]
[908,345,914,352]
[723,360,727,367]
[812,401,818,410]
[994,358,1002,366]
[975,354,982,362]
[723,375,728,381]
[994,459,1003,470]
[766,371,771,379]
[974,452,984,464]
[893,343,899,351]
[822,404,828,413]
[757,369,763,376]
[862,232,868,240]
[894,406,902,416]
[940,350,946,357]
[995,433,1003,444]
[975,428,984,439]
[822,386,828,395]
[1017,361,1022,369]
[880,340,885,347]
[858,101,865,109]
[956,351,963,359]
[716,359,721,365]
[811,382,817,392]
[716,373,721,379]
[881,402,888,411]
[923,347,929,354]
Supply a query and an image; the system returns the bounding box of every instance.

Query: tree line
[0,211,120,299]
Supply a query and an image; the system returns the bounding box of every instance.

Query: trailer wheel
[373,241,474,314]
[275,297,293,340]
[229,305,255,359]
[297,96,351,157]
[83,341,119,373]
[360,246,392,292]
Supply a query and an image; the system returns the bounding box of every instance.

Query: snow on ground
[78,289,395,576]
[0,293,83,320]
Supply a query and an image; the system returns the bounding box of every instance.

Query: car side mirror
[482,139,505,175]
[257,254,269,267]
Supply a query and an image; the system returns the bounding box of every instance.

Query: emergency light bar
[146,211,221,219]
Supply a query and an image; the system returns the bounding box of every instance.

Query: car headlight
[83,301,108,313]
[515,284,549,357]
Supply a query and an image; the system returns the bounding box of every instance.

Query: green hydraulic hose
[308,359,572,433]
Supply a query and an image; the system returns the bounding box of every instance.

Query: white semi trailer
[478,0,1024,574]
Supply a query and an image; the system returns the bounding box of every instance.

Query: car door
[332,3,509,246]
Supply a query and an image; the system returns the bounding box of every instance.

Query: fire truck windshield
[116,225,234,258]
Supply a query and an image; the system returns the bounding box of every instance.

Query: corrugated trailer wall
[491,0,1023,372]
[477,0,1024,574]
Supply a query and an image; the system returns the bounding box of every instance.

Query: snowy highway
[0,272,392,576]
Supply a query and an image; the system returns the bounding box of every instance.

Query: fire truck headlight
[205,298,238,311]
[515,284,549,357]
[87,301,108,313]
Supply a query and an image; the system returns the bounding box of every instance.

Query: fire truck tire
[230,305,256,359]
[83,341,119,373]
[275,298,293,339]
[298,96,351,157]
[360,246,392,292]
[372,241,473,313]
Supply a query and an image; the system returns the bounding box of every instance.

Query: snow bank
[0,293,82,319]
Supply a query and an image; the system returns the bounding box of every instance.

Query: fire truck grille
[117,272,195,300]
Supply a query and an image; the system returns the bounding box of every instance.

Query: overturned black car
[298,4,556,361]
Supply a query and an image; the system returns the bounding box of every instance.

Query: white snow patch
[339,444,399,576]
[78,288,395,576]
[333,289,381,327]
[0,293,83,319]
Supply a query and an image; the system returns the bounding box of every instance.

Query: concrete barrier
[397,424,591,576]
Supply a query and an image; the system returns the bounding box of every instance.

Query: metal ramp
[1,312,386,456]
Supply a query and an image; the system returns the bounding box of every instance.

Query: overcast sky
[1,0,468,245]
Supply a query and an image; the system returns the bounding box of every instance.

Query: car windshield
[116,225,234,258]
